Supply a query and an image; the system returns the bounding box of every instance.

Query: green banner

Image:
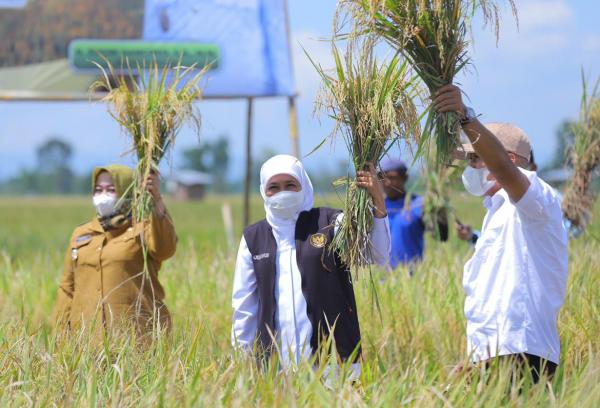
[69,40,219,71]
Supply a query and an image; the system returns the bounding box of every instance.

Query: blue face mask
[265,190,304,219]
[461,166,496,196]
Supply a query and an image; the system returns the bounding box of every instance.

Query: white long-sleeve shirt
[231,212,391,367]
[464,169,568,364]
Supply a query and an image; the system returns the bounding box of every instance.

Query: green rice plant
[91,59,207,223]
[344,0,517,166]
[562,73,600,231]
[306,37,421,268]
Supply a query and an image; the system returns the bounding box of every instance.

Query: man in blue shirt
[380,158,448,268]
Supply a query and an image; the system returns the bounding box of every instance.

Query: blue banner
[143,0,295,97]
[0,0,27,8]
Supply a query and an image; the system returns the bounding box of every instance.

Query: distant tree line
[0,135,350,196]
[177,137,348,194]
[4,120,578,196]
[0,137,89,195]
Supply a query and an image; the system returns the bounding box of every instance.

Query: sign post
[244,97,254,228]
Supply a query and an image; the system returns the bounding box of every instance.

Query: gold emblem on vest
[310,233,327,248]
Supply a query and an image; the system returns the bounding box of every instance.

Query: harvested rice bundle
[345,0,516,166]
[92,60,207,222]
[308,38,420,268]
[562,75,600,231]
[91,60,207,323]
[422,161,459,239]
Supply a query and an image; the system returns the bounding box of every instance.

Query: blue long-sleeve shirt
[385,195,426,267]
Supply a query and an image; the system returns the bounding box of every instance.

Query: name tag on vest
[252,253,270,261]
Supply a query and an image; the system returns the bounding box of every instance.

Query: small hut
[167,170,213,200]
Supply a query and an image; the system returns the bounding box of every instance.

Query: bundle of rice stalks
[307,38,420,268]
[92,60,207,222]
[344,0,516,166]
[562,74,600,231]
[91,60,207,327]
[422,160,461,239]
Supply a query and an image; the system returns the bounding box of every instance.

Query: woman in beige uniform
[53,164,176,339]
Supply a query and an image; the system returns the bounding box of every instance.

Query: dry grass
[562,74,600,231]
[1,195,600,406]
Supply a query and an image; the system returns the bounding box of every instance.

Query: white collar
[483,189,507,211]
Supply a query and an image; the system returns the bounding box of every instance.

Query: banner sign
[69,40,220,72]
[143,0,295,97]
[0,0,294,98]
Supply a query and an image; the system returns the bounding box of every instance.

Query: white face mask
[93,193,118,217]
[265,190,304,219]
[461,166,496,197]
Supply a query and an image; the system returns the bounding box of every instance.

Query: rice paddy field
[1,193,599,407]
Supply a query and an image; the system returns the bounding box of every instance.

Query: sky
[1,0,600,183]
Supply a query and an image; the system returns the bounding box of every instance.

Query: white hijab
[259,155,314,244]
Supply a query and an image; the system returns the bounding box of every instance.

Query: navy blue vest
[243,207,361,361]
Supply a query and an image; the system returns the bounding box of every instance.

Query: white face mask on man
[93,193,118,217]
[265,190,304,220]
[461,166,496,197]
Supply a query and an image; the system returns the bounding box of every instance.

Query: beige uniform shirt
[53,211,177,338]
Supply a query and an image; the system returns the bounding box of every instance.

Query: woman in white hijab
[231,155,390,372]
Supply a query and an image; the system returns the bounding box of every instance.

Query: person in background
[53,165,176,340]
[379,158,448,268]
[435,85,568,383]
[231,155,390,376]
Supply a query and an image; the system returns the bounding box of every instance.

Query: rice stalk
[90,58,207,329]
[562,73,600,231]
[343,0,517,166]
[306,37,420,268]
[91,59,207,223]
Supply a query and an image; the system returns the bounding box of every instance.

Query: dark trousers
[486,353,557,383]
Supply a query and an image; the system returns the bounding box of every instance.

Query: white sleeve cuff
[370,215,391,266]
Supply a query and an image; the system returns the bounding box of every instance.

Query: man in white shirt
[434,85,569,382]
